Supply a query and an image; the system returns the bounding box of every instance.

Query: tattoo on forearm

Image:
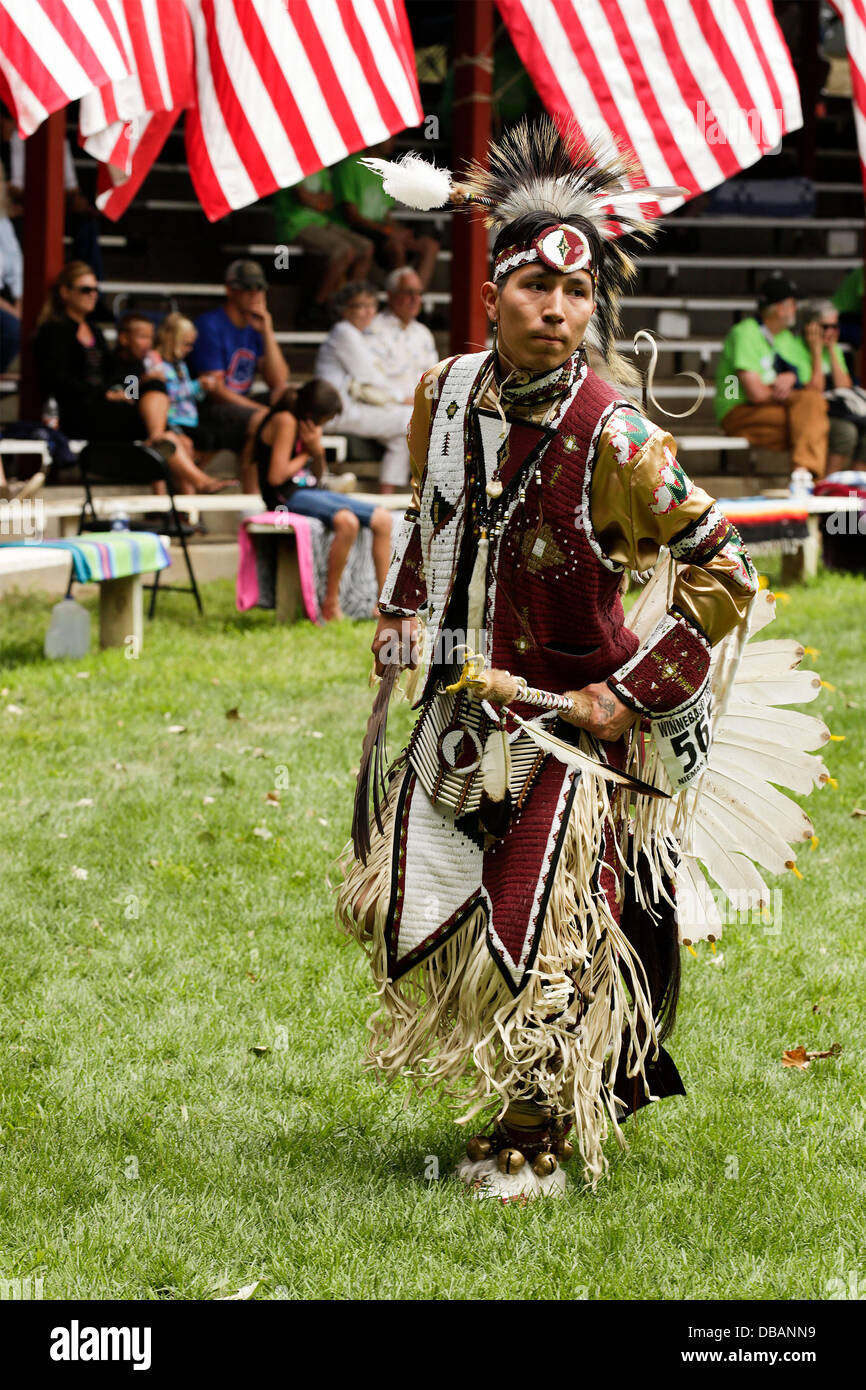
[597,693,617,721]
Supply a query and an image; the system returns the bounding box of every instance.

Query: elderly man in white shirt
[315,280,413,493]
[368,268,438,406]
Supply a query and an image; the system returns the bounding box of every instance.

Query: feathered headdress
[361,116,685,380]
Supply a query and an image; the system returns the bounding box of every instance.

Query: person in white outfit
[368,267,438,404]
[315,281,412,493]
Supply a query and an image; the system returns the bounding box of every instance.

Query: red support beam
[449,0,494,357]
[20,110,66,419]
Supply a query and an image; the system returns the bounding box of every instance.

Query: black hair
[273,378,342,424]
[491,212,603,290]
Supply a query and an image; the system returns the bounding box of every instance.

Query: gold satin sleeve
[591,421,755,645]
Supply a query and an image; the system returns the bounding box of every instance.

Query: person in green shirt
[716,274,829,478]
[332,140,440,290]
[271,169,373,321]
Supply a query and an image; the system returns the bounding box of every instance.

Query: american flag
[830,0,866,193]
[95,0,423,223]
[495,0,803,214]
[182,0,423,222]
[0,0,129,136]
[79,0,194,178]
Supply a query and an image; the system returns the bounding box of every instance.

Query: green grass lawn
[0,569,864,1301]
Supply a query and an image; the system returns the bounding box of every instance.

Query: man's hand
[561,682,633,741]
[771,370,798,401]
[372,613,418,677]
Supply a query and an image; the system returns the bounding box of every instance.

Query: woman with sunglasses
[32,263,224,492]
[792,299,864,473]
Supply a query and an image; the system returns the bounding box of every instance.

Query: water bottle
[44,597,90,659]
[109,510,130,531]
[789,467,813,498]
[41,397,59,431]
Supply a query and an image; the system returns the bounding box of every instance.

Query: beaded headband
[493,223,596,287]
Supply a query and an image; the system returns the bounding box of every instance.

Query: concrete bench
[0,533,171,650]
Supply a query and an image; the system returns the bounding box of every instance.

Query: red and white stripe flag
[79,0,194,178]
[0,0,130,136]
[496,0,803,214]
[182,0,423,222]
[830,0,866,193]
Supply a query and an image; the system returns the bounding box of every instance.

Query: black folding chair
[76,442,203,616]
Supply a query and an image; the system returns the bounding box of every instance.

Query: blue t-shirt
[189,307,264,395]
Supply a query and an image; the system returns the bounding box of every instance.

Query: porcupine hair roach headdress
[360,114,684,383]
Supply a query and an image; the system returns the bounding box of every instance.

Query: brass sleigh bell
[497,1147,525,1175]
[466,1135,493,1162]
[532,1152,559,1177]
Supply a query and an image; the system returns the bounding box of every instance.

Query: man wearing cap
[715,274,829,479]
[190,260,289,491]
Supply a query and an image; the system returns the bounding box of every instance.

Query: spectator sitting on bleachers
[715,274,829,480]
[152,313,238,493]
[0,163,22,371]
[188,259,289,491]
[315,280,413,494]
[368,268,438,403]
[791,299,866,472]
[272,170,373,325]
[254,379,393,622]
[331,141,439,291]
[33,264,228,495]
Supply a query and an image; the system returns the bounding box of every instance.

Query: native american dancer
[336,120,831,1199]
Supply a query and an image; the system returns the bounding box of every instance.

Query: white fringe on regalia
[337,557,831,1195]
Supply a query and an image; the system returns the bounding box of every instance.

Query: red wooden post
[20,110,66,419]
[449,0,494,357]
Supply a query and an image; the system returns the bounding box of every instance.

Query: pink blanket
[236,512,321,622]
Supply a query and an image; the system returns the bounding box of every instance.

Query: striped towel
[2,532,171,583]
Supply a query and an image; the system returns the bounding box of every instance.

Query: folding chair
[76,441,203,616]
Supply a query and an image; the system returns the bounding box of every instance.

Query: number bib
[652,683,713,790]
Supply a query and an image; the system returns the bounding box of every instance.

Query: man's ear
[480,280,499,323]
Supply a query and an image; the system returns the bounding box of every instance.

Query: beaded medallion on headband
[494,224,595,285]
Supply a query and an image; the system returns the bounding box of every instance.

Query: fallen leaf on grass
[782,1043,841,1070]
[167,725,186,735]
[851,808,866,819]
[215,1280,261,1301]
[6,704,23,715]
[265,791,279,806]
[252,826,273,840]
[249,1045,269,1056]
[252,747,265,758]
[70,866,88,881]
[310,731,324,739]
[225,707,241,720]
[75,671,90,679]
[203,795,215,805]
[76,798,93,808]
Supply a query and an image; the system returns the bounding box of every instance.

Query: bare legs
[321,509,359,621]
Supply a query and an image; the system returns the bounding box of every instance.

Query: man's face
[119,320,154,360]
[483,264,595,372]
[388,273,422,325]
[227,282,267,323]
[774,296,797,328]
